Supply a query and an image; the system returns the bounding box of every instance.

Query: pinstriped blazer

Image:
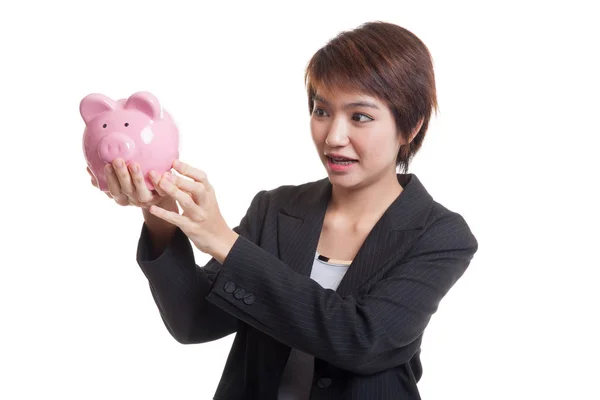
[136,173,479,400]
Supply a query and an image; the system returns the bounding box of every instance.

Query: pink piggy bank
[80,91,179,192]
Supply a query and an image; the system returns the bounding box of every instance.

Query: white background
[1,1,598,399]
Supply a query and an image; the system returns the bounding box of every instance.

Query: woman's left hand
[148,159,239,263]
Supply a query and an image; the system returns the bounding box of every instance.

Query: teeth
[329,156,354,162]
[329,156,356,164]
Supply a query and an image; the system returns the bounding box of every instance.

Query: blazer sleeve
[205,208,478,375]
[136,190,268,344]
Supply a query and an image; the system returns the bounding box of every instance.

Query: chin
[326,171,363,189]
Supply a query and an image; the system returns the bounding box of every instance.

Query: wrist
[210,228,240,264]
[142,198,178,233]
[155,196,178,211]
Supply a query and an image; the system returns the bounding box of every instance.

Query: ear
[408,118,424,143]
[80,93,117,124]
[124,91,161,119]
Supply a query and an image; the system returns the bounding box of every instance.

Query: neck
[329,171,404,222]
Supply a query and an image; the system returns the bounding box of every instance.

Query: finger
[172,160,210,186]
[112,158,134,196]
[158,174,198,213]
[149,170,168,197]
[171,173,208,204]
[129,163,155,203]
[148,204,189,228]
[105,164,129,205]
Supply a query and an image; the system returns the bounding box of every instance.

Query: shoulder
[395,173,478,253]
[419,199,479,255]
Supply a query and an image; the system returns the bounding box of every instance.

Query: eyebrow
[312,94,380,110]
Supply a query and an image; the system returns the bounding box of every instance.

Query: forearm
[205,237,401,372]
[205,234,475,374]
[136,189,267,344]
[136,223,238,344]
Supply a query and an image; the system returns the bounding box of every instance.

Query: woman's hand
[86,158,175,210]
[147,159,239,263]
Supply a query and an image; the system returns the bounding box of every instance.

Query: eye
[124,123,129,127]
[102,123,107,128]
[313,107,329,117]
[352,113,373,123]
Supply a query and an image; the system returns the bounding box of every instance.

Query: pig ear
[124,91,161,119]
[80,94,117,124]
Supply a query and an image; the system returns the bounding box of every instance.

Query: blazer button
[316,377,331,388]
[243,293,255,305]
[223,281,236,293]
[234,288,246,299]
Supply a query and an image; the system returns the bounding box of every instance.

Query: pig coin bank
[80,91,179,192]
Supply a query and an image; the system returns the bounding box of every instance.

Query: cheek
[310,119,325,143]
[354,130,397,160]
[355,131,382,152]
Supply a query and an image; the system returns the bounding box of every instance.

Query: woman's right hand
[86,158,175,210]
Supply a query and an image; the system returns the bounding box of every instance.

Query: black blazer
[136,173,478,399]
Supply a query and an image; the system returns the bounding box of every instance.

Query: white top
[277,253,351,399]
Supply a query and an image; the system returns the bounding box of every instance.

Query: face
[310,87,405,190]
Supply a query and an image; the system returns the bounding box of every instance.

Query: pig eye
[102,123,107,128]
[124,123,129,127]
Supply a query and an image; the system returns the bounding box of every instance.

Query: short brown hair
[305,21,439,173]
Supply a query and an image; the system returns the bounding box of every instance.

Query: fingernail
[115,159,123,168]
[130,164,139,173]
[149,171,157,180]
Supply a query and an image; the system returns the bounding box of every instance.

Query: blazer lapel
[277,178,331,276]
[336,174,433,296]
[276,174,434,295]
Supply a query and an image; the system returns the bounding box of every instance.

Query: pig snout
[98,133,136,162]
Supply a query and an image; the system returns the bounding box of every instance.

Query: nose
[325,118,350,147]
[98,132,136,163]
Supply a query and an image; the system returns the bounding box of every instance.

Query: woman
[88,21,478,400]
